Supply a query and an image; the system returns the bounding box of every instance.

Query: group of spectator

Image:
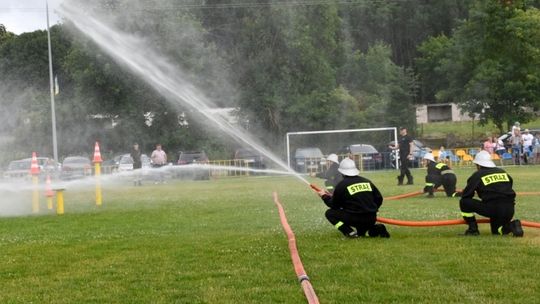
[482,122,540,165]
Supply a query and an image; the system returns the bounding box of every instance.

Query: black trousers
[426,173,457,196]
[398,156,412,182]
[459,198,514,234]
[325,209,376,236]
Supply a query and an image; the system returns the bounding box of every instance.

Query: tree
[418,0,540,132]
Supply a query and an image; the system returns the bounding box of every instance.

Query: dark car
[293,147,326,173]
[339,144,383,170]
[176,151,209,180]
[233,148,266,169]
[61,156,92,180]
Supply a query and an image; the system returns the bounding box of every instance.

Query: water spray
[57,4,313,188]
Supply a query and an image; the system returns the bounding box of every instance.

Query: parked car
[61,156,92,180]
[233,148,266,169]
[117,154,134,172]
[338,144,383,170]
[176,151,210,180]
[3,157,60,180]
[293,147,326,173]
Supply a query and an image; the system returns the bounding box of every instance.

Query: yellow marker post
[30,152,40,213]
[45,175,54,210]
[55,189,65,215]
[93,141,103,206]
[95,162,102,206]
[32,175,39,213]
[47,196,53,210]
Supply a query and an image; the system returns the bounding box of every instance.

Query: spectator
[494,135,506,156]
[482,137,494,154]
[130,142,142,186]
[510,123,522,165]
[522,129,534,164]
[151,144,167,183]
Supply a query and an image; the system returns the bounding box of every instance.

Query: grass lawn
[1,166,539,303]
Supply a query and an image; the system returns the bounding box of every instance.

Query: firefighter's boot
[509,219,524,237]
[462,216,479,236]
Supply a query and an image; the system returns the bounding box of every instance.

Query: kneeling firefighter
[422,152,458,197]
[459,150,523,236]
[314,153,342,194]
[315,158,389,238]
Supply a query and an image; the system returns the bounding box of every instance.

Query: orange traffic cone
[93,142,103,163]
[45,175,54,210]
[30,152,40,175]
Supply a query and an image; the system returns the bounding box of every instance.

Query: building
[416,103,479,124]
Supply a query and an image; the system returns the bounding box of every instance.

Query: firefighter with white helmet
[314,153,342,193]
[315,158,389,238]
[422,152,458,197]
[459,150,523,236]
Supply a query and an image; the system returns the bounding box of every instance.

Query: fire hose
[309,183,540,228]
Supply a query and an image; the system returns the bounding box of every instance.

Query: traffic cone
[45,175,54,210]
[30,152,40,175]
[93,142,103,163]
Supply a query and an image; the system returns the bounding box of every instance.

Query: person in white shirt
[522,129,534,164]
[151,144,167,183]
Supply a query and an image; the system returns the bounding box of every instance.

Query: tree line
[1,0,539,164]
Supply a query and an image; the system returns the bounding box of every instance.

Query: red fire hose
[309,184,540,228]
[273,192,319,304]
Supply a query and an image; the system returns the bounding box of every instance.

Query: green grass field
[1,166,539,303]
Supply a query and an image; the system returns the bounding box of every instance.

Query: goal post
[286,127,399,172]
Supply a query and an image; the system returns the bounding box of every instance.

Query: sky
[0,0,63,35]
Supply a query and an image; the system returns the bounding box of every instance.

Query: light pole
[46,0,59,162]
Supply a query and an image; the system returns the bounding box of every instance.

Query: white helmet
[423,153,435,162]
[326,153,339,164]
[473,150,496,168]
[338,158,360,176]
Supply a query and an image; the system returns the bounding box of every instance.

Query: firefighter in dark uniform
[459,150,524,236]
[314,153,342,194]
[389,127,414,185]
[422,152,458,197]
[316,158,389,238]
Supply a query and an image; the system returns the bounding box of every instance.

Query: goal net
[286,127,398,173]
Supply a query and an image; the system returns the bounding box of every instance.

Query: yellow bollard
[32,175,39,213]
[47,197,53,210]
[95,162,102,206]
[55,189,65,215]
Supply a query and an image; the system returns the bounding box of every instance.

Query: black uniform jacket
[461,167,516,204]
[321,175,383,213]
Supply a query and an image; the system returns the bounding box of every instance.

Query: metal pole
[46,0,59,163]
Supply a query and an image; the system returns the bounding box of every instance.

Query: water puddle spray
[57,4,311,186]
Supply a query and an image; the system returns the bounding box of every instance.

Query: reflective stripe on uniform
[335,221,344,229]
[425,183,434,186]
[481,173,509,186]
[498,226,504,235]
[347,182,372,195]
[441,169,454,175]
[435,163,446,169]
[461,212,475,218]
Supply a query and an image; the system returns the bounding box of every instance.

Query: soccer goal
[286,127,399,173]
